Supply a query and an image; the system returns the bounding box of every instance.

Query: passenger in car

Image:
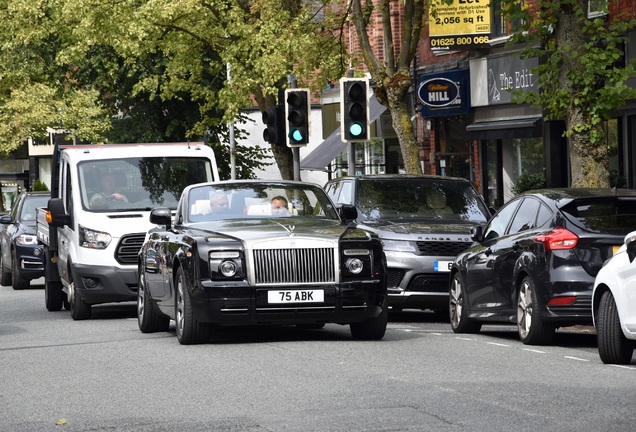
[427,188,453,216]
[271,196,291,216]
[208,192,230,214]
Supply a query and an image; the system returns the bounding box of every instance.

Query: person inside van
[90,172,128,209]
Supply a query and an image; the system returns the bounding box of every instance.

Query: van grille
[115,233,146,265]
[252,248,335,285]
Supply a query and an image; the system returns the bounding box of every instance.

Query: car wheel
[137,269,170,333]
[517,276,554,345]
[11,250,29,290]
[44,278,64,311]
[69,280,91,320]
[175,267,210,345]
[449,273,481,333]
[597,290,634,364]
[0,251,12,286]
[350,299,388,340]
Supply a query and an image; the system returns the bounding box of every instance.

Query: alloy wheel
[449,275,463,329]
[517,279,533,340]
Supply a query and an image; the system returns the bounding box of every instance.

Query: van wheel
[70,281,91,320]
[0,253,11,286]
[45,278,63,311]
[11,251,29,290]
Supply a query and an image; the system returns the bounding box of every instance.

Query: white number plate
[434,261,453,272]
[268,290,324,304]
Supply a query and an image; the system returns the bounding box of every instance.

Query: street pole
[228,63,236,180]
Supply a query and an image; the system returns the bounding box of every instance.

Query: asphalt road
[1,281,634,432]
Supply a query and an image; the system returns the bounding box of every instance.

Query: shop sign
[417,69,472,117]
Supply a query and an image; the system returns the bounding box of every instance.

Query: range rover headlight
[79,225,111,249]
[381,239,417,253]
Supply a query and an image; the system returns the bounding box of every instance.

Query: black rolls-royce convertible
[137,180,388,344]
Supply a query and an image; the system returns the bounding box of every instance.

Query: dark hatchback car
[449,188,636,345]
[0,191,50,289]
[325,174,491,314]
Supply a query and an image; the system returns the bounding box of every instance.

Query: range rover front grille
[416,241,472,256]
[252,248,335,285]
[115,233,146,265]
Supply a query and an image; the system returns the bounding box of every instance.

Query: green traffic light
[349,122,365,137]
[290,128,305,142]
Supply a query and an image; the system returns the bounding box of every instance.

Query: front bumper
[70,263,138,305]
[189,280,386,326]
[14,244,45,280]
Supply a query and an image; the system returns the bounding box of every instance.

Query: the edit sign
[419,77,459,108]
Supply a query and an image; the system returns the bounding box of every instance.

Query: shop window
[331,139,393,177]
[504,136,544,201]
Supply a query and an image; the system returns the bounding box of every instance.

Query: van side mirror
[625,231,636,263]
[470,225,484,242]
[47,198,71,228]
[338,204,358,222]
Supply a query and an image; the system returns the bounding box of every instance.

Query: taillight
[534,227,579,251]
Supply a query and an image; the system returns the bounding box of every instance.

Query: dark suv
[325,174,491,313]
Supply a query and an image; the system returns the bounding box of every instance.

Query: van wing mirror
[47,198,71,228]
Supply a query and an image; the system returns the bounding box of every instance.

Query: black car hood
[355,219,475,241]
[186,217,360,242]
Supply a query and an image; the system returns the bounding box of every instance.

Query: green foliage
[511,173,547,195]
[32,179,49,192]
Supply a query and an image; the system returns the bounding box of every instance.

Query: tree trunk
[558,1,610,187]
[271,145,295,180]
[381,71,422,174]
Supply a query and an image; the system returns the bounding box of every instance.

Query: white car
[592,231,636,364]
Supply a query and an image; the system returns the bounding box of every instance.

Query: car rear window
[560,197,636,234]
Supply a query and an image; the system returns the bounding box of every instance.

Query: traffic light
[340,77,370,142]
[262,104,285,146]
[284,88,311,147]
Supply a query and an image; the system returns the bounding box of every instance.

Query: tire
[296,323,325,330]
[0,251,12,286]
[350,299,388,340]
[175,268,210,345]
[69,280,91,320]
[597,290,634,364]
[138,269,170,333]
[11,251,29,290]
[449,273,481,334]
[517,276,554,345]
[44,278,64,311]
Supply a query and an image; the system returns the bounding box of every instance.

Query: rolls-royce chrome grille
[252,248,336,285]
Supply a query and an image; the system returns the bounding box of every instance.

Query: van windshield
[79,157,214,211]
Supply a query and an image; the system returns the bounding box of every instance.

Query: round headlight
[345,258,364,274]
[220,260,238,277]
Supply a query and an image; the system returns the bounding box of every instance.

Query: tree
[346,0,425,174]
[61,0,344,180]
[501,0,636,187]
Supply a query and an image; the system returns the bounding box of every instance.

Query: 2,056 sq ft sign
[429,0,491,51]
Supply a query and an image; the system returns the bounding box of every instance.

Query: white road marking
[564,356,589,362]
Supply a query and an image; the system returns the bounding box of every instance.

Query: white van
[38,142,219,320]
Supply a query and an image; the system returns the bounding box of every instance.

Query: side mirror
[338,204,358,222]
[0,214,12,224]
[47,198,71,228]
[625,231,636,263]
[470,225,484,242]
[150,207,172,229]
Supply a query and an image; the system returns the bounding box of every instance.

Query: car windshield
[355,178,490,222]
[185,183,339,222]
[20,195,50,223]
[79,157,214,212]
[561,196,636,234]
